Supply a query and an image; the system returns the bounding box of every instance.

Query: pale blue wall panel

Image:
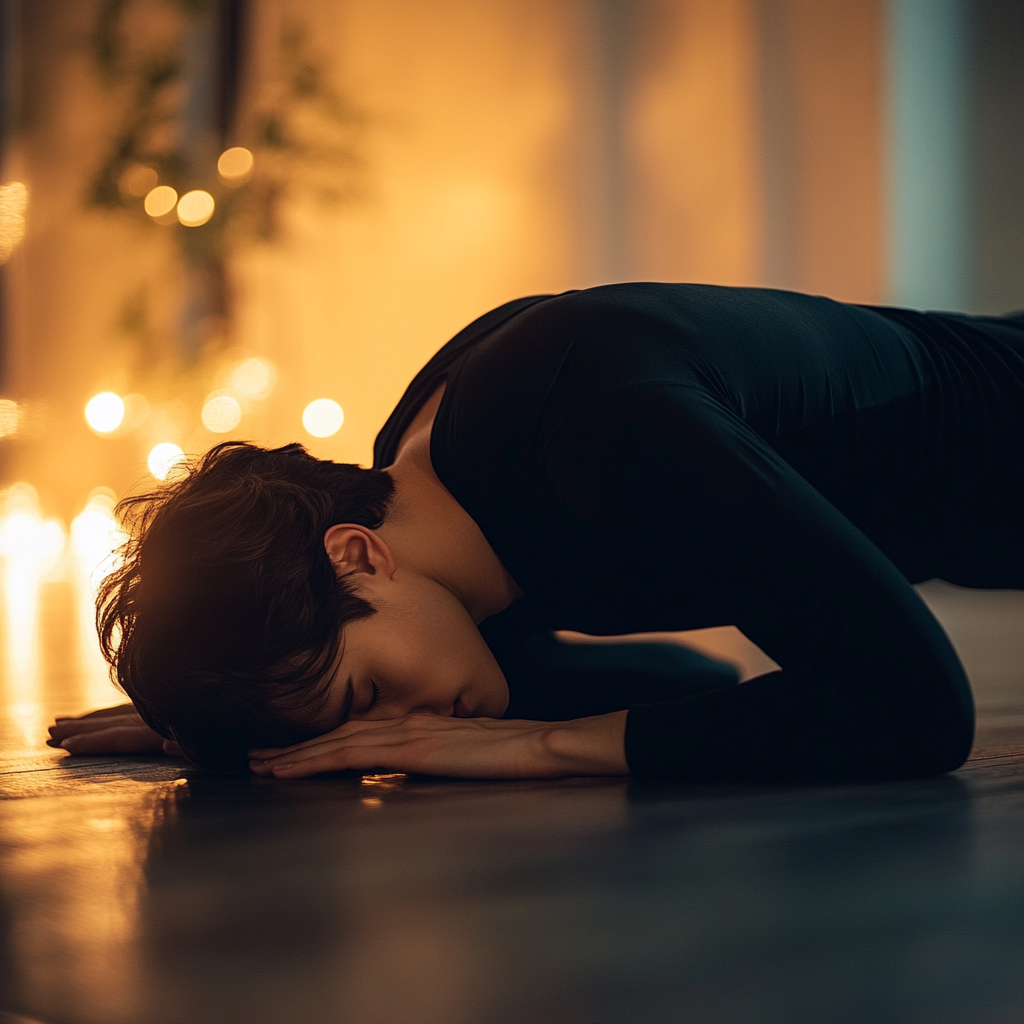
[886,0,970,311]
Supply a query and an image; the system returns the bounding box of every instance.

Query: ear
[323,525,396,580]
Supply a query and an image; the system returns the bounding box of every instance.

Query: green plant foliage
[86,0,371,257]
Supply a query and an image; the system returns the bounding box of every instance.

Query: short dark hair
[98,441,396,770]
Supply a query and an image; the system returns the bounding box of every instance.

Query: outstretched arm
[550,385,975,783]
[248,710,629,779]
[250,609,737,780]
[47,705,182,757]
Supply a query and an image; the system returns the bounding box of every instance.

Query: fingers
[53,725,168,756]
[53,704,135,722]
[249,715,482,778]
[247,714,432,758]
[250,721,432,777]
[257,727,418,763]
[250,738,419,778]
[48,714,142,742]
[248,716,574,782]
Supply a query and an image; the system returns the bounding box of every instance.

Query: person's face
[312,571,510,733]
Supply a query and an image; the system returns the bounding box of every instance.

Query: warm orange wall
[761,0,884,303]
[627,0,763,287]
[4,0,186,514]
[238,0,611,469]
[3,0,887,512]
[243,0,771,469]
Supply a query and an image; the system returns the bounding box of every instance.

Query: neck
[379,430,523,623]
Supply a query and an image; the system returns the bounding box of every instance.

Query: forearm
[542,710,630,775]
[625,665,973,784]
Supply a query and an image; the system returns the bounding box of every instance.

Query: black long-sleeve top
[374,284,1024,783]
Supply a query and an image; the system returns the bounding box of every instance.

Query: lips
[453,697,471,718]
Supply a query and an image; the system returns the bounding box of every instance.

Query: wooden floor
[0,580,1021,1024]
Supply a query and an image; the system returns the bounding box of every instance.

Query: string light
[148,443,185,481]
[118,164,158,199]
[201,393,242,433]
[177,190,215,227]
[85,392,125,434]
[217,147,254,183]
[302,399,344,438]
[230,357,276,400]
[144,185,178,219]
[120,393,150,432]
[0,484,66,747]
[70,490,126,594]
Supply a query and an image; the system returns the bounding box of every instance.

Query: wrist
[541,711,630,776]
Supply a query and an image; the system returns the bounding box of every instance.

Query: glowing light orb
[0,483,66,578]
[0,399,23,438]
[71,491,126,592]
[302,399,344,438]
[0,181,28,263]
[201,393,242,433]
[118,164,158,199]
[148,443,185,481]
[230,357,276,400]
[218,147,254,182]
[120,393,150,431]
[177,190,215,227]
[144,185,178,219]
[85,392,125,434]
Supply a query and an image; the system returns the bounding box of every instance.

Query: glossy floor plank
[0,581,1021,1024]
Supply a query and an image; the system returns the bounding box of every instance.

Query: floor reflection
[0,496,1019,1023]
[0,485,125,757]
[0,485,66,751]
[0,778,188,1024]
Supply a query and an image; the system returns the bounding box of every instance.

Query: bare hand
[248,711,629,780]
[47,704,182,757]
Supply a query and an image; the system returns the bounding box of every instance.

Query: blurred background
[0,0,1022,711]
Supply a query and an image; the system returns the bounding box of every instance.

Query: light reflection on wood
[0,489,125,760]
[0,490,65,750]
[0,779,188,1024]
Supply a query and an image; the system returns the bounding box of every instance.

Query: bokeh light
[201,393,242,433]
[147,443,185,481]
[302,398,344,438]
[144,185,178,219]
[218,146,254,183]
[177,190,215,227]
[118,163,158,199]
[0,181,28,263]
[0,483,68,746]
[230,357,276,400]
[0,398,23,438]
[120,393,150,432]
[0,484,65,579]
[84,392,125,434]
[70,490,126,594]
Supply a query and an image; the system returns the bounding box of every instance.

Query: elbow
[924,700,975,776]
[884,676,975,780]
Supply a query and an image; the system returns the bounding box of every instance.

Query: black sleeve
[479,602,738,722]
[546,386,975,783]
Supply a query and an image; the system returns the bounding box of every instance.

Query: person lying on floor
[48,283,1024,782]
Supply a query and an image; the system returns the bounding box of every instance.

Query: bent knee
[896,686,975,779]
